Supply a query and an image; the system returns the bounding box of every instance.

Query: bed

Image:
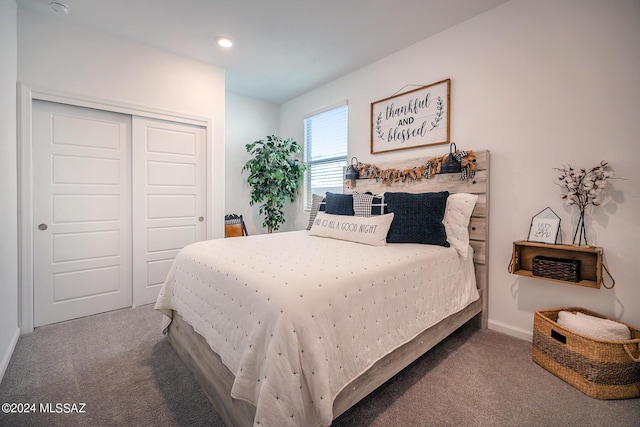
[155,150,490,426]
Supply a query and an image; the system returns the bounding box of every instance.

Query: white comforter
[155,231,478,426]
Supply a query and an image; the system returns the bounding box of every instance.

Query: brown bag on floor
[225,214,248,238]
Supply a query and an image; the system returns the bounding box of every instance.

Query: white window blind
[304,104,348,209]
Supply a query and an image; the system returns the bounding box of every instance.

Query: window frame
[303,102,349,210]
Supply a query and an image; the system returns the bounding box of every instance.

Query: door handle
[198,216,204,222]
[38,223,48,231]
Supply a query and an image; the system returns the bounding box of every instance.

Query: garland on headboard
[355,150,477,186]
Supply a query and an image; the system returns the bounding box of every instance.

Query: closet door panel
[32,100,132,327]
[132,117,207,305]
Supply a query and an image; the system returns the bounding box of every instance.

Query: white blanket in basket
[557,311,631,340]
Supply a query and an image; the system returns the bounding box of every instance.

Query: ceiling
[18,0,509,104]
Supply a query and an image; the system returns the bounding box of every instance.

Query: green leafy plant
[242,135,306,233]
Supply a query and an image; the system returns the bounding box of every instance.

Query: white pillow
[443,193,478,258]
[557,310,631,340]
[309,211,394,246]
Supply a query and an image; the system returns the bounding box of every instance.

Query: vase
[572,209,589,247]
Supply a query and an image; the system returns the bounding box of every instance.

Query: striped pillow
[306,194,326,230]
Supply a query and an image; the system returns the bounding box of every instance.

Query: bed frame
[166,150,490,425]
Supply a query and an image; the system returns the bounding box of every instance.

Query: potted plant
[242,135,306,233]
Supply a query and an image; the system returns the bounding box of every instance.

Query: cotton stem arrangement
[554,160,613,245]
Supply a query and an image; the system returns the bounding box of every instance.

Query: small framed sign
[370,79,450,154]
[528,207,561,244]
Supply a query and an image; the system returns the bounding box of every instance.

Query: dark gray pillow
[385,191,450,246]
[325,192,354,216]
[364,192,386,215]
[370,194,386,215]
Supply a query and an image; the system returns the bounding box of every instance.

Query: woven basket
[532,256,580,282]
[532,307,640,399]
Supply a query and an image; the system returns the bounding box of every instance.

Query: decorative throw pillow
[353,192,374,217]
[308,211,394,246]
[385,191,450,246]
[352,192,386,217]
[443,193,478,258]
[306,194,326,230]
[325,192,354,216]
[370,193,386,215]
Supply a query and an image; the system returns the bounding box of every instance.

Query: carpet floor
[0,305,638,426]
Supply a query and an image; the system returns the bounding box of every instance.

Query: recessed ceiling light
[215,36,233,48]
[49,1,69,14]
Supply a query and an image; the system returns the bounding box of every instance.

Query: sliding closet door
[132,117,207,306]
[32,101,132,327]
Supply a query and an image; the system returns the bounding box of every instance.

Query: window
[303,104,348,209]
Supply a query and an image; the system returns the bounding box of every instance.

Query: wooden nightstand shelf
[510,240,604,288]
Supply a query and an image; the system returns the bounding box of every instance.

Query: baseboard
[0,327,20,384]
[488,319,533,342]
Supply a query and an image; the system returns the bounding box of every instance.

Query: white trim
[17,84,34,334]
[17,84,214,333]
[26,86,209,127]
[488,319,533,342]
[0,327,20,384]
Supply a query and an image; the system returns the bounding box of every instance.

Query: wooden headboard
[343,150,490,328]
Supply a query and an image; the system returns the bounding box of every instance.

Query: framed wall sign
[370,79,450,154]
[528,207,561,244]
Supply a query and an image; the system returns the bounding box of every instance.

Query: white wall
[0,0,19,382]
[280,0,640,339]
[225,92,280,235]
[18,7,226,238]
